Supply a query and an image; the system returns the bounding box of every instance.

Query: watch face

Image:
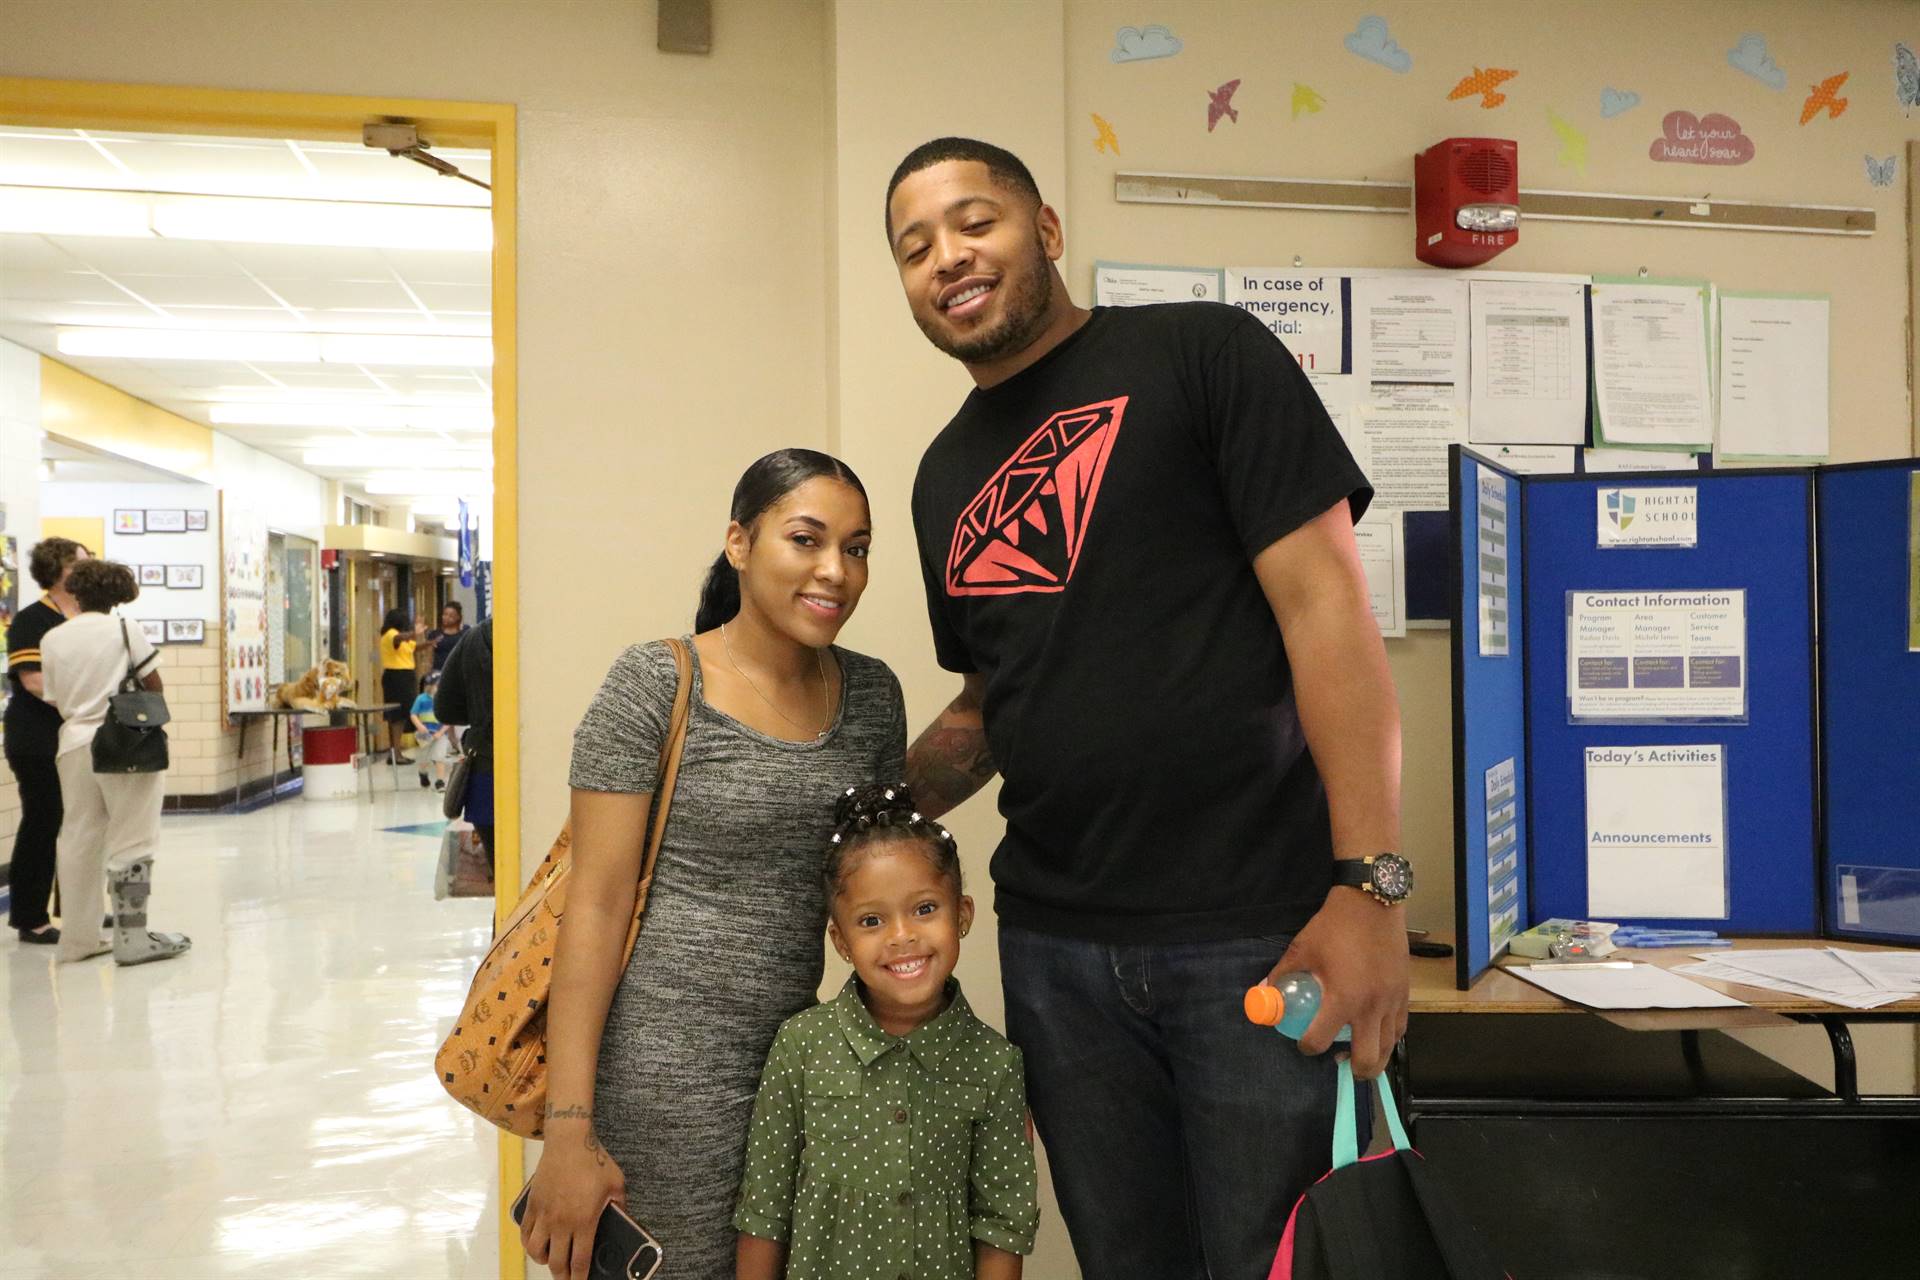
[1372,854,1413,901]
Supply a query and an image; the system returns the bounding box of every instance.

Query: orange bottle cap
[1243,983,1283,1026]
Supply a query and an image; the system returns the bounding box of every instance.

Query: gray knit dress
[568,638,906,1279]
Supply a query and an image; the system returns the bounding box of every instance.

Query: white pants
[55,747,165,963]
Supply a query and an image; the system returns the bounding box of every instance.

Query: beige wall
[5,2,1918,1276]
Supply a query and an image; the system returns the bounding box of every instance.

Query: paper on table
[1675,958,1914,1010]
[1832,948,1920,990]
[1716,294,1829,460]
[1354,511,1406,638]
[1468,279,1588,445]
[1510,962,1747,1009]
[1591,282,1713,450]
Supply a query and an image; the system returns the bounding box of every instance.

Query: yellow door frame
[0,77,526,1280]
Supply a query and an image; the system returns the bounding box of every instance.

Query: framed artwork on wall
[165,564,204,589]
[138,619,166,646]
[185,510,209,532]
[138,565,166,586]
[146,509,188,534]
[166,618,205,643]
[114,510,145,534]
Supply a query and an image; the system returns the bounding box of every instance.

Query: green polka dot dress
[734,976,1040,1278]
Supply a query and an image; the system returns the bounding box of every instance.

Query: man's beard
[916,237,1055,365]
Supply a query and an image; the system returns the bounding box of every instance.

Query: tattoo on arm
[543,1103,592,1121]
[904,721,996,820]
[584,1131,609,1166]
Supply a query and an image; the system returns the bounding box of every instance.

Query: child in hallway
[734,782,1037,1280]
[410,672,449,790]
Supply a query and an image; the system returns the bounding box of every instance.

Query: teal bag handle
[1331,1057,1413,1170]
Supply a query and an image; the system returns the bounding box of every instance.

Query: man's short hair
[884,137,1043,241]
[27,537,87,590]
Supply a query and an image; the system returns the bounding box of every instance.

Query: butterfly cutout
[1865,154,1897,188]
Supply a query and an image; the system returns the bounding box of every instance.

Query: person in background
[430,601,469,675]
[5,537,89,946]
[40,560,188,966]
[378,607,428,764]
[434,617,493,858]
[410,671,449,791]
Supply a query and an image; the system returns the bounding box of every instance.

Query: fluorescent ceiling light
[362,470,492,497]
[0,184,490,251]
[151,194,491,251]
[215,403,492,431]
[56,327,492,367]
[0,186,150,237]
[302,447,490,469]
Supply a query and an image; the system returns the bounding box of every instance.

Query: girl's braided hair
[823,781,962,901]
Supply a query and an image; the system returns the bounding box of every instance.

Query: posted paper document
[1567,589,1747,722]
[1591,282,1713,450]
[1585,743,1729,919]
[1468,279,1588,445]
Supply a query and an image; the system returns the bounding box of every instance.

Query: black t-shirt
[5,598,67,760]
[910,303,1371,943]
[432,624,468,672]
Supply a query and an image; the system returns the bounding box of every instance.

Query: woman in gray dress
[521,449,907,1280]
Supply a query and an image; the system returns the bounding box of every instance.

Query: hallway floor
[2,782,500,1279]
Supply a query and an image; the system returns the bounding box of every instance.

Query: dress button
[892,1108,909,1124]
[898,1189,914,1207]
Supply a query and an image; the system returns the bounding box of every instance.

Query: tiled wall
[160,622,311,803]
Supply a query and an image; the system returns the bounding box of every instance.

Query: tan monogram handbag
[435,638,693,1139]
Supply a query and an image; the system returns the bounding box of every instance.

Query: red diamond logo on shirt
[946,396,1127,596]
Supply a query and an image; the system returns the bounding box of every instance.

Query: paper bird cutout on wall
[1449,67,1518,108]
[1800,72,1849,124]
[1208,80,1242,131]
[1092,113,1119,155]
[1548,108,1588,174]
[1292,83,1326,120]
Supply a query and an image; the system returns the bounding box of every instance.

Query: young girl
[410,672,449,790]
[735,783,1038,1280]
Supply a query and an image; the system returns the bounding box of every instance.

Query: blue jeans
[1000,925,1363,1280]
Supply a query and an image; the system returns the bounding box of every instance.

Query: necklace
[720,623,831,741]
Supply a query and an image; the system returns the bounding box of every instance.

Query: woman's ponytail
[694,552,741,633]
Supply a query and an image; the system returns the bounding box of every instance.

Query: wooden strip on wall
[1115,172,1875,236]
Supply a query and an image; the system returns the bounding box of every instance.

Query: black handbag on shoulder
[92,619,171,775]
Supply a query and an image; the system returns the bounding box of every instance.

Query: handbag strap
[617,637,695,957]
[116,617,143,693]
[1331,1056,1413,1170]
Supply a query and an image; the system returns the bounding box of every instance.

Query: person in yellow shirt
[378,608,429,764]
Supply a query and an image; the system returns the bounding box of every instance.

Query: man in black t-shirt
[888,139,1410,1278]
[6,537,88,943]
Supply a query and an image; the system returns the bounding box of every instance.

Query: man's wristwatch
[1332,853,1413,906]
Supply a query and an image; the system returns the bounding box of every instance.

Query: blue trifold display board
[1449,448,1918,989]
[1818,462,1920,944]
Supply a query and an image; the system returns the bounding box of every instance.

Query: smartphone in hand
[511,1181,664,1280]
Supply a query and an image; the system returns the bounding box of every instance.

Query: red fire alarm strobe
[1415,137,1519,268]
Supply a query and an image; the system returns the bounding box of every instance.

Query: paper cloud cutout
[1728,34,1786,90]
[1344,17,1411,73]
[1111,24,1182,63]
[1601,87,1641,117]
[1649,111,1755,166]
